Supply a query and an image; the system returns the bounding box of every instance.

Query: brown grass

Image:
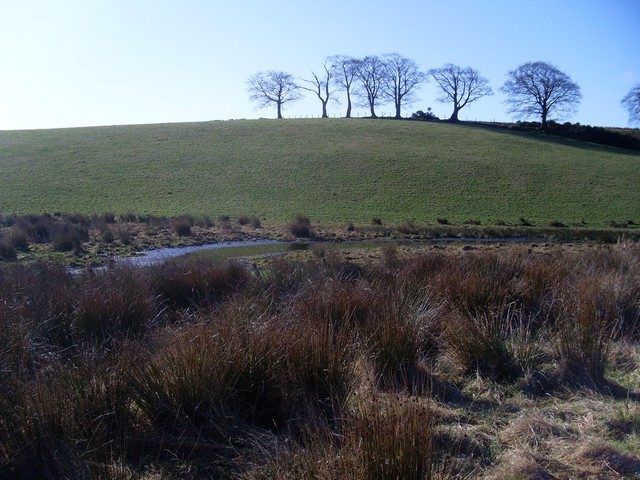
[0,242,638,477]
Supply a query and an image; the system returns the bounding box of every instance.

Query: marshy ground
[0,230,638,479]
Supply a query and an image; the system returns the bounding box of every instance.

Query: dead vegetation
[0,241,638,478]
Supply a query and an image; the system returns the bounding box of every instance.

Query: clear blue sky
[1,0,638,130]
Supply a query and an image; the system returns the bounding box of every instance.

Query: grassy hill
[1,119,638,227]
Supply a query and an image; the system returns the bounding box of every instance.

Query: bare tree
[621,84,640,125]
[329,55,359,118]
[428,64,493,122]
[354,55,386,118]
[300,61,336,118]
[247,70,302,119]
[379,53,425,118]
[501,61,581,131]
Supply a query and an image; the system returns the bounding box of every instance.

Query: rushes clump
[152,258,250,308]
[173,215,194,236]
[346,395,436,480]
[0,240,16,260]
[288,215,313,238]
[129,320,283,441]
[553,274,621,386]
[442,306,543,382]
[70,266,159,342]
[246,394,437,480]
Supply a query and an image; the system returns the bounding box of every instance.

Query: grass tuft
[288,215,313,238]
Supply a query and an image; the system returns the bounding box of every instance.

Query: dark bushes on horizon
[411,109,440,121]
[513,120,640,150]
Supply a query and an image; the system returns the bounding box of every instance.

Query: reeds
[0,242,638,477]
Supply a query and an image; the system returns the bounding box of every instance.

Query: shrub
[436,217,449,225]
[411,108,440,121]
[288,215,313,238]
[544,121,640,151]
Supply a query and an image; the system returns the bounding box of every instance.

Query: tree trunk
[369,102,377,118]
[321,101,328,118]
[449,107,460,122]
[541,110,548,131]
[345,94,352,118]
[277,102,283,119]
[395,100,402,118]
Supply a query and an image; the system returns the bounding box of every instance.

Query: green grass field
[1,119,638,227]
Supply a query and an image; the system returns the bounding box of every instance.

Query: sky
[1,0,639,130]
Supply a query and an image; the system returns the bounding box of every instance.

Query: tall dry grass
[0,242,638,477]
[243,394,437,480]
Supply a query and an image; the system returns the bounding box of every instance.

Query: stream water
[114,236,545,267]
[114,239,289,266]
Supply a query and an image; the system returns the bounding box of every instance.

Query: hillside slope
[0,119,638,226]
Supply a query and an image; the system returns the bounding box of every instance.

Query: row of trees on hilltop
[247,54,494,121]
[247,55,640,130]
